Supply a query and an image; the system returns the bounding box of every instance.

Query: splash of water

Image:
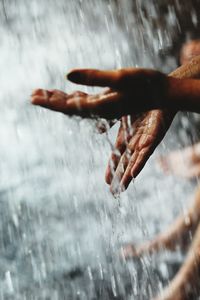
[0,0,199,299]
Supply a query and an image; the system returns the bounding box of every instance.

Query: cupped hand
[101,56,200,192]
[105,110,175,193]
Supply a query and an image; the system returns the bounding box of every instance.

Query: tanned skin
[32,56,200,194]
[31,51,200,299]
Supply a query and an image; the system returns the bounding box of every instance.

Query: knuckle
[73,91,86,97]
[50,89,60,94]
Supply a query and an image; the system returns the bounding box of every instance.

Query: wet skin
[32,56,200,193]
[32,66,200,118]
[31,52,200,300]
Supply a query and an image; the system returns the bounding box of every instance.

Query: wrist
[167,77,200,112]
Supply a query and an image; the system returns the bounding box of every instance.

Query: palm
[105,109,175,193]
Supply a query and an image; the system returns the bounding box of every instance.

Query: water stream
[0,0,199,299]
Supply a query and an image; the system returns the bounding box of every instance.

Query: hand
[30,68,176,194]
[101,55,200,192]
[105,110,175,193]
[31,87,174,193]
[31,57,200,193]
[31,68,168,119]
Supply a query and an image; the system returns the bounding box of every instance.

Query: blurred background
[0,0,200,299]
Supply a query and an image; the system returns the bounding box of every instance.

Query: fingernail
[67,71,83,83]
[31,89,43,97]
[131,168,137,178]
[119,183,125,192]
[130,168,134,177]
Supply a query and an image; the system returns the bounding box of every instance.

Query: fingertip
[31,97,37,105]
[110,183,123,197]
[105,157,117,185]
[31,88,44,97]
[31,89,50,106]
[131,164,142,178]
[31,96,37,105]
[31,96,47,106]
[120,177,131,192]
[67,69,84,83]
[105,168,112,185]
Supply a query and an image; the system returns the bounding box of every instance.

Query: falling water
[0,0,200,299]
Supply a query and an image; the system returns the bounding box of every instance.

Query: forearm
[167,77,200,113]
[166,55,200,113]
[160,55,200,122]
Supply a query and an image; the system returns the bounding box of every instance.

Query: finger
[105,148,124,185]
[107,114,141,187]
[31,89,68,111]
[120,138,154,189]
[126,111,168,180]
[31,88,54,99]
[67,69,121,88]
[32,88,123,119]
[110,149,133,194]
[32,89,86,103]
[130,147,153,178]
[31,89,92,116]
[110,116,151,191]
[105,116,132,184]
[67,68,162,90]
[119,150,139,190]
[105,123,126,184]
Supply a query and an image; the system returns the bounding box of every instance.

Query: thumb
[67,68,121,88]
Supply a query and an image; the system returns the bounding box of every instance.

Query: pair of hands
[31,68,175,193]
